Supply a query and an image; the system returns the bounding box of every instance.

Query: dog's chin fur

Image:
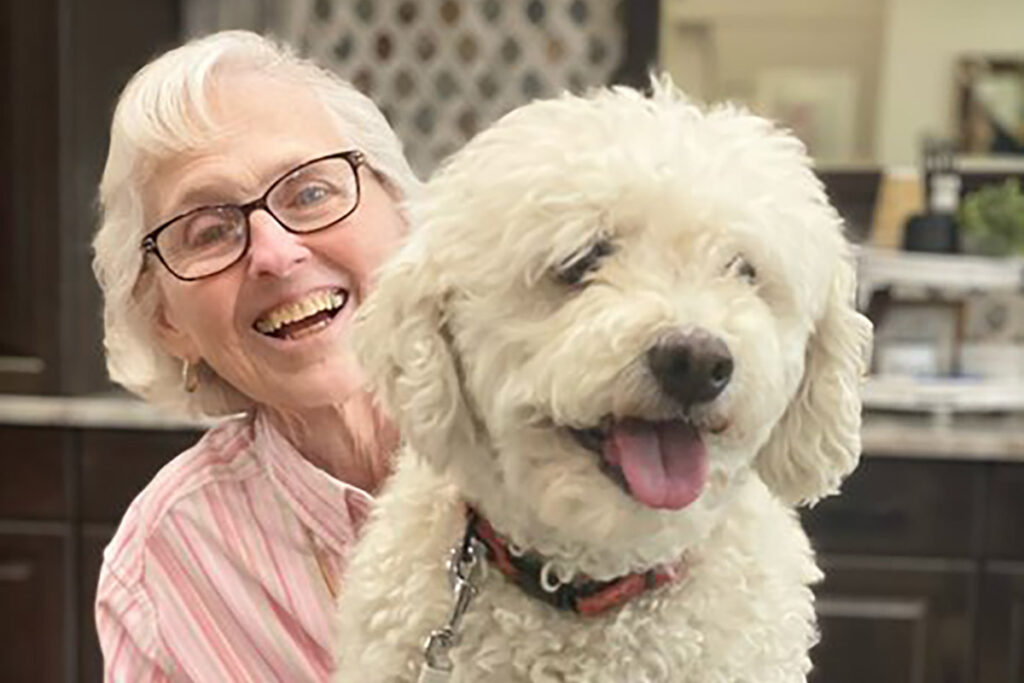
[334,76,873,682]
[446,421,771,582]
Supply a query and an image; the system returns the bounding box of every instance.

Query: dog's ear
[754,258,873,506]
[352,247,476,472]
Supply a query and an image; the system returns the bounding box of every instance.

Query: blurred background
[2,1,1024,681]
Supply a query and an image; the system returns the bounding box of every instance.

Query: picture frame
[956,56,1024,156]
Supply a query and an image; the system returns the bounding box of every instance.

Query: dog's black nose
[647,330,733,407]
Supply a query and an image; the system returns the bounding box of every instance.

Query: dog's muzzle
[564,329,732,512]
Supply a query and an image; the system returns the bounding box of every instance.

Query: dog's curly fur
[334,78,873,682]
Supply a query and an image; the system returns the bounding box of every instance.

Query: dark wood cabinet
[803,458,984,558]
[804,457,1024,683]
[978,465,1024,683]
[985,465,1024,561]
[80,531,113,683]
[978,563,1024,683]
[80,429,199,523]
[0,423,200,683]
[0,0,60,394]
[0,0,180,395]
[0,426,69,519]
[811,557,976,683]
[0,528,68,683]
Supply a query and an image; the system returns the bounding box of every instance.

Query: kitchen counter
[861,412,1024,461]
[0,394,1022,461]
[0,393,213,431]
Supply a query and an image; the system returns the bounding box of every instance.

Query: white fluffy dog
[334,78,873,682]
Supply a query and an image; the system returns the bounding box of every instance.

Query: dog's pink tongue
[605,418,708,510]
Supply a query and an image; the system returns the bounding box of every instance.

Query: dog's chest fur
[334,455,822,683]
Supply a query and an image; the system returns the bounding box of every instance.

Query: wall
[659,0,885,163]
[876,0,1024,165]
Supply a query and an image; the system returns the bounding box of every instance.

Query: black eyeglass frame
[140,150,366,281]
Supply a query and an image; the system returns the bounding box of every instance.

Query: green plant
[958,178,1024,256]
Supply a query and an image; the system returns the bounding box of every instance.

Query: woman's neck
[263,392,398,494]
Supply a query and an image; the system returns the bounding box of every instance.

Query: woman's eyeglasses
[141,150,365,281]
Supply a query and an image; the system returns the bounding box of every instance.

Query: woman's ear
[352,243,476,473]
[755,258,873,506]
[151,288,201,364]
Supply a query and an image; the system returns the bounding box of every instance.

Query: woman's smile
[253,286,349,339]
[247,283,357,352]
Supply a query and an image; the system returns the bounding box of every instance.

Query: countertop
[860,412,1024,461]
[0,394,1022,461]
[0,394,212,431]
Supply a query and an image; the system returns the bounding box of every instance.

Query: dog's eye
[555,239,615,286]
[726,255,757,283]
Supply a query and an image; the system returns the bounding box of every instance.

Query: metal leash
[418,518,486,683]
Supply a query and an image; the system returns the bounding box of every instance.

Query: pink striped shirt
[95,410,373,682]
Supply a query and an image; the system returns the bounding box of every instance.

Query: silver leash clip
[418,521,486,682]
[419,628,456,682]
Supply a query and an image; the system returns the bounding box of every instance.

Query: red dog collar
[467,509,684,617]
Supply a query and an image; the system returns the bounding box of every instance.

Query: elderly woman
[92,31,419,680]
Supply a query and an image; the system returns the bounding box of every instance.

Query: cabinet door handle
[0,561,33,581]
[816,596,925,620]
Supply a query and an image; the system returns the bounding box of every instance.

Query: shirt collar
[251,409,374,556]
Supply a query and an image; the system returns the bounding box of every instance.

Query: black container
[902,212,960,253]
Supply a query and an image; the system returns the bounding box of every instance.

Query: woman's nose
[245,210,312,278]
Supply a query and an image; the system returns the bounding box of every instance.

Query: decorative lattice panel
[274,0,625,174]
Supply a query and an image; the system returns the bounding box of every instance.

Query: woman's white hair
[93,30,420,417]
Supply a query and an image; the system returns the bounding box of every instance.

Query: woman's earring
[182,359,200,393]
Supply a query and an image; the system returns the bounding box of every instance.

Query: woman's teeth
[254,289,347,337]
